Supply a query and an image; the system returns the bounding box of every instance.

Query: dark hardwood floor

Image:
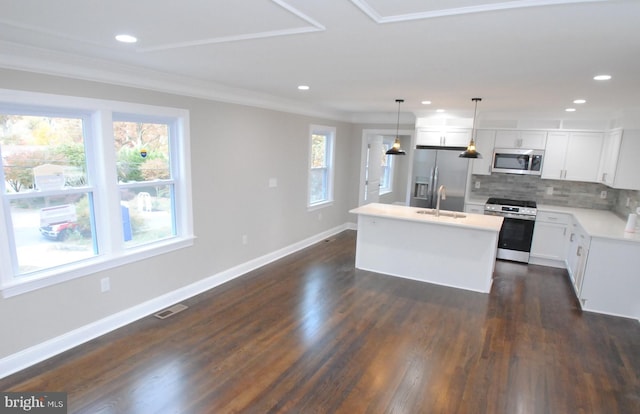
[1,230,638,413]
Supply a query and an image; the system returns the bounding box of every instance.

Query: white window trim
[0,89,194,298]
[307,124,336,210]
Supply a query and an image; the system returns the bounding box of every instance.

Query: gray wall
[0,69,361,359]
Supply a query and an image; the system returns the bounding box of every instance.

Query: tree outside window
[308,125,335,207]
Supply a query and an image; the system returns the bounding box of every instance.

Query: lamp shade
[386,99,406,155]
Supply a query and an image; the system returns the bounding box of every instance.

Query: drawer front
[537,211,571,225]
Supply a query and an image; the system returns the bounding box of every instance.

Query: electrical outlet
[600,190,607,199]
[546,187,553,195]
[627,197,631,207]
[100,277,110,293]
[474,181,480,189]
[268,178,277,188]
[318,212,323,221]
[242,235,248,245]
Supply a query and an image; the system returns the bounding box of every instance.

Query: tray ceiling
[0,0,637,121]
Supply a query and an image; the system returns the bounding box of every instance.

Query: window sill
[0,236,195,298]
[307,201,333,212]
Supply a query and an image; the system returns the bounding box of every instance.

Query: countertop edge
[350,203,503,233]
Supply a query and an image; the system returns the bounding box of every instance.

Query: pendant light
[459,97,483,159]
[386,99,406,155]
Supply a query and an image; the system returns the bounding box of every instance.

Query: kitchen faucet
[436,185,446,217]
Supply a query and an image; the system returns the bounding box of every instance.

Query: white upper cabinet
[415,128,471,147]
[611,129,640,190]
[597,129,622,186]
[471,129,496,175]
[494,130,547,149]
[542,131,603,182]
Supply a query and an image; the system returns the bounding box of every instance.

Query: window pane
[120,185,175,247]
[1,114,87,193]
[113,121,170,183]
[8,194,96,274]
[311,134,327,168]
[309,168,328,204]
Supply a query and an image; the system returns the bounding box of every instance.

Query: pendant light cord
[471,97,481,138]
[395,99,403,138]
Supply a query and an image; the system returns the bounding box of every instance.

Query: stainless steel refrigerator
[410,146,469,212]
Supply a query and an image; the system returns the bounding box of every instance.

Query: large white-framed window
[0,89,193,297]
[379,137,395,195]
[308,125,335,209]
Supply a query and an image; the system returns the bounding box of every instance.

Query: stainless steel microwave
[492,148,544,175]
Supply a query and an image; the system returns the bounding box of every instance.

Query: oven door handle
[484,211,536,221]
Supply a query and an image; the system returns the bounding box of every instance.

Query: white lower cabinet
[566,218,590,299]
[579,237,640,320]
[529,211,571,268]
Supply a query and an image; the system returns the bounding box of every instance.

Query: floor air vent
[154,303,188,320]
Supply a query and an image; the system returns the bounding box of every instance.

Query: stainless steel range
[484,197,537,263]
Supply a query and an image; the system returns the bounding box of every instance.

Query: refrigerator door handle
[431,165,439,208]
[427,166,435,207]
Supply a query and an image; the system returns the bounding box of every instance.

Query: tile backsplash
[469,174,640,218]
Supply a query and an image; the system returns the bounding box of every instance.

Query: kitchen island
[350,203,504,293]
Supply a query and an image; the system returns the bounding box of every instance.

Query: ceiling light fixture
[436,109,445,113]
[459,98,482,159]
[593,74,612,81]
[421,100,432,105]
[565,108,576,112]
[573,99,586,104]
[115,34,138,43]
[297,85,310,90]
[386,99,406,156]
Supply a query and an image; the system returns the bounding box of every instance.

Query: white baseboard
[0,224,351,379]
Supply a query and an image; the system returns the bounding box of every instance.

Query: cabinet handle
[563,228,567,236]
[570,233,575,242]
[577,246,582,256]
[602,172,607,182]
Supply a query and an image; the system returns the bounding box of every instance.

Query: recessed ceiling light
[565,108,576,112]
[436,109,445,113]
[297,85,310,90]
[115,34,138,43]
[573,99,586,104]
[593,74,612,81]
[421,100,432,105]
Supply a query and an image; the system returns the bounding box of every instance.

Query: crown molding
[0,40,349,122]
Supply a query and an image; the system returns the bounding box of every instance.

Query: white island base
[350,203,503,294]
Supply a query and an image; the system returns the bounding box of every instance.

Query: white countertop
[537,204,640,243]
[350,203,504,232]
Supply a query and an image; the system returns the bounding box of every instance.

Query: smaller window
[308,125,335,208]
[379,138,395,195]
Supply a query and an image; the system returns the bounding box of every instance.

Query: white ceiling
[1,0,639,122]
